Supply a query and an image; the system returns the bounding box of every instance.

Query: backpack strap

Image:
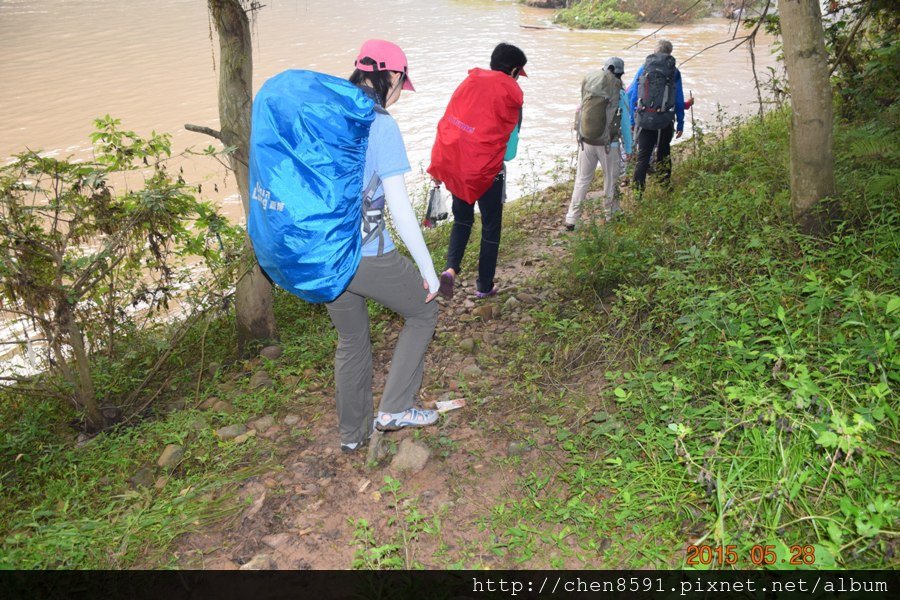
[361,172,386,256]
[355,85,389,255]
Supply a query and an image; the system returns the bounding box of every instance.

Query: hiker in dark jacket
[627,39,692,193]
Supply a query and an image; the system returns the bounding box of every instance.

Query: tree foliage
[0,117,241,430]
[554,0,711,30]
[823,0,900,119]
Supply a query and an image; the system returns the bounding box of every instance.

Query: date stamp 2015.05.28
[685,544,817,567]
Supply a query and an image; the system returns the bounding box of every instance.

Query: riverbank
[1,105,897,568]
[548,0,716,31]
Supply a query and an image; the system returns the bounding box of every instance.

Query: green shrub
[554,0,638,30]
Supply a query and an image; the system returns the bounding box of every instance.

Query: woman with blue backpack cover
[248,40,442,453]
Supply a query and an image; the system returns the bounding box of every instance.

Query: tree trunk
[57,303,104,431]
[777,0,835,235]
[208,0,277,355]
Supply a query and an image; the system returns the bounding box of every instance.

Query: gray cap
[604,57,625,75]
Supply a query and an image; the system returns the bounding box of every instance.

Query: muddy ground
[176,190,609,570]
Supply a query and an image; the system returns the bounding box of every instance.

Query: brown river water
[0,0,777,369]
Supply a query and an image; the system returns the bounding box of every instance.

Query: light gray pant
[565,142,623,225]
[325,250,438,446]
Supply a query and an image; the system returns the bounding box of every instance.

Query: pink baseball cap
[354,39,416,91]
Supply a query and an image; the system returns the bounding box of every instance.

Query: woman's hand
[424,280,438,303]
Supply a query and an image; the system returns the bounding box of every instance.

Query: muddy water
[0,0,777,367]
[1,0,777,208]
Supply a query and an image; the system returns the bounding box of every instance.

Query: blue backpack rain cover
[248,70,375,303]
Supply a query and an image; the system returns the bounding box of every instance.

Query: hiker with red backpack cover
[627,39,693,194]
[428,43,527,300]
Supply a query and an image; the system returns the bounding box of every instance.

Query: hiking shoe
[341,440,365,453]
[438,270,455,299]
[374,407,439,432]
[564,223,575,232]
[475,285,499,299]
[340,420,375,452]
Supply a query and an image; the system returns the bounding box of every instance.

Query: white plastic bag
[422,185,448,228]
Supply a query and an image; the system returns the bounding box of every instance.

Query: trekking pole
[689,90,698,159]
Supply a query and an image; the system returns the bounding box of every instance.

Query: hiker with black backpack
[564,56,634,231]
[248,40,442,454]
[627,39,693,194]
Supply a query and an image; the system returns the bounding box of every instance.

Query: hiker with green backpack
[564,56,633,230]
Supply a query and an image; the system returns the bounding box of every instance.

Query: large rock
[522,0,566,8]
[239,553,274,570]
[232,430,257,444]
[283,414,301,426]
[250,415,275,432]
[459,338,476,353]
[249,371,274,390]
[366,430,391,464]
[212,400,234,414]
[216,424,248,441]
[389,439,431,474]
[261,533,294,549]
[129,467,155,489]
[157,444,184,469]
[507,442,530,457]
[259,345,283,360]
[461,363,482,379]
[473,305,494,321]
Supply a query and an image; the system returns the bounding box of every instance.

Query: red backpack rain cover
[428,68,523,204]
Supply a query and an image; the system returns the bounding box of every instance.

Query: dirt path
[176,190,604,570]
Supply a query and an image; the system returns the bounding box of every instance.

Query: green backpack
[576,69,623,147]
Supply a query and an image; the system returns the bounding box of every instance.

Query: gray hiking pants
[565,142,623,225]
[325,250,439,446]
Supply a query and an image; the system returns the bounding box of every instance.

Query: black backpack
[635,53,677,130]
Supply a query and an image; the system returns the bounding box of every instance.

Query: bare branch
[682,0,771,66]
[185,124,224,141]
[830,1,875,76]
[625,0,707,50]
[731,0,748,40]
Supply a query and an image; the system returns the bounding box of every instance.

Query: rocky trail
[176,190,607,570]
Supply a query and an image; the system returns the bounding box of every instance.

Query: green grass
[1,102,896,569]
[0,290,339,568]
[486,108,899,568]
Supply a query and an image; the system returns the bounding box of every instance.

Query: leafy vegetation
[485,106,898,567]
[553,0,713,30]
[0,285,339,568]
[0,117,240,430]
[554,0,638,30]
[1,4,897,568]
